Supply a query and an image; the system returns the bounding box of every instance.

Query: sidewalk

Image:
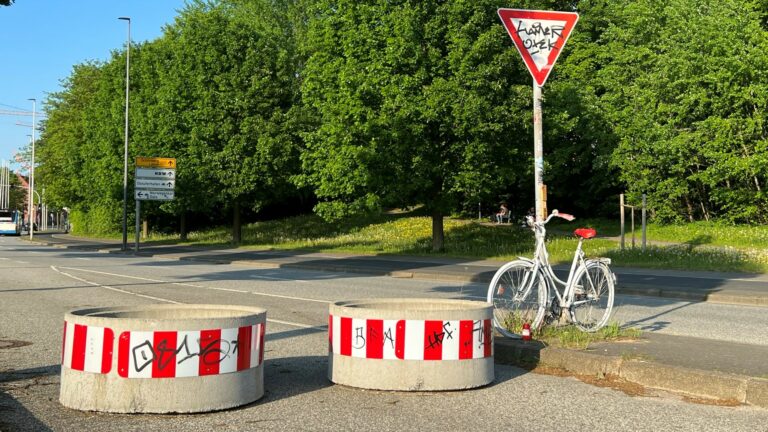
[26,233,768,408]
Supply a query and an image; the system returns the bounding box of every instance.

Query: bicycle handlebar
[527,209,576,227]
[552,210,575,221]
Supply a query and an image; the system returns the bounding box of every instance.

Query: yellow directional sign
[135,157,176,169]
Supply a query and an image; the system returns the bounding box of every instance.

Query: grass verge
[78,212,768,273]
[533,322,642,350]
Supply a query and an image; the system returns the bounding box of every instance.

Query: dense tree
[162,0,305,242]
[39,0,306,238]
[587,0,768,222]
[36,0,768,241]
[36,58,129,234]
[299,0,538,251]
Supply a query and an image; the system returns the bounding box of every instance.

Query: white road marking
[14,261,29,264]
[250,291,330,304]
[267,319,327,330]
[50,266,180,304]
[57,266,331,304]
[75,257,91,261]
[250,274,309,283]
[51,265,317,329]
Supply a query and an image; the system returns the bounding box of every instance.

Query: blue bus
[0,210,21,236]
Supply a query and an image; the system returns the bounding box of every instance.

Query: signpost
[498,8,578,222]
[134,157,176,251]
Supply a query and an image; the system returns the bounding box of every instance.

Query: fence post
[641,194,646,251]
[619,194,625,250]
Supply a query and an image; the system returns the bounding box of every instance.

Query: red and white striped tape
[328,316,492,360]
[61,322,266,378]
[62,321,114,374]
[117,323,266,378]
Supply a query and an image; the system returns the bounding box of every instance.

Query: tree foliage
[299,0,539,250]
[39,0,306,238]
[36,0,768,244]
[585,0,768,222]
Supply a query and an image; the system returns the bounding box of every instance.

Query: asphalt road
[2,236,768,431]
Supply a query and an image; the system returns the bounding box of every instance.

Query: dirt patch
[530,365,742,407]
[531,365,649,397]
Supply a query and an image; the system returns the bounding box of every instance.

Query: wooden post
[631,206,636,248]
[619,194,625,250]
[135,200,140,253]
[642,194,647,252]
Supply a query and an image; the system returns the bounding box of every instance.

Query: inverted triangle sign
[498,8,579,87]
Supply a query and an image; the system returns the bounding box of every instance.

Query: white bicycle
[487,210,616,338]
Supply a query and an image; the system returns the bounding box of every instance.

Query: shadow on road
[0,365,59,432]
[260,355,331,406]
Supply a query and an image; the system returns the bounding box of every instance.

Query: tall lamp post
[27,98,35,239]
[118,16,131,251]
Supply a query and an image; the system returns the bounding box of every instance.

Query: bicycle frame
[524,214,589,311]
[488,209,616,336]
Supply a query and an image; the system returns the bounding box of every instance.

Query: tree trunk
[232,202,241,244]
[684,196,694,222]
[431,210,444,252]
[180,212,187,241]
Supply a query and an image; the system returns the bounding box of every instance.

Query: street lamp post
[119,16,131,251]
[27,98,35,239]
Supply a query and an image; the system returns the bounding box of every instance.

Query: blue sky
[0,0,186,171]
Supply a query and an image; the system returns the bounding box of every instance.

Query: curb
[494,338,768,409]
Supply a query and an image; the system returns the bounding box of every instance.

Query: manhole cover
[0,340,32,350]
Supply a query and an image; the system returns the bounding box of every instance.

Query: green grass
[647,222,768,249]
[83,212,768,273]
[534,322,642,350]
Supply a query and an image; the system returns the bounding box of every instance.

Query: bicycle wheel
[569,261,615,332]
[487,260,548,338]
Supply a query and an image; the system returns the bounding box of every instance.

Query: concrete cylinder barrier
[328,298,494,391]
[59,304,266,413]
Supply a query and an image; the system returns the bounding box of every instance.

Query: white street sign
[135,168,175,179]
[135,190,174,201]
[135,179,175,189]
[135,158,176,202]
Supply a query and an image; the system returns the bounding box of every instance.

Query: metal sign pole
[498,9,579,223]
[135,200,140,253]
[533,82,544,222]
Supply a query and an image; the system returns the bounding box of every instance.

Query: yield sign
[498,8,579,87]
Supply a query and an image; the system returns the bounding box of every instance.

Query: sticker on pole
[498,8,579,87]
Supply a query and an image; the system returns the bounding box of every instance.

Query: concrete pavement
[25,233,768,408]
